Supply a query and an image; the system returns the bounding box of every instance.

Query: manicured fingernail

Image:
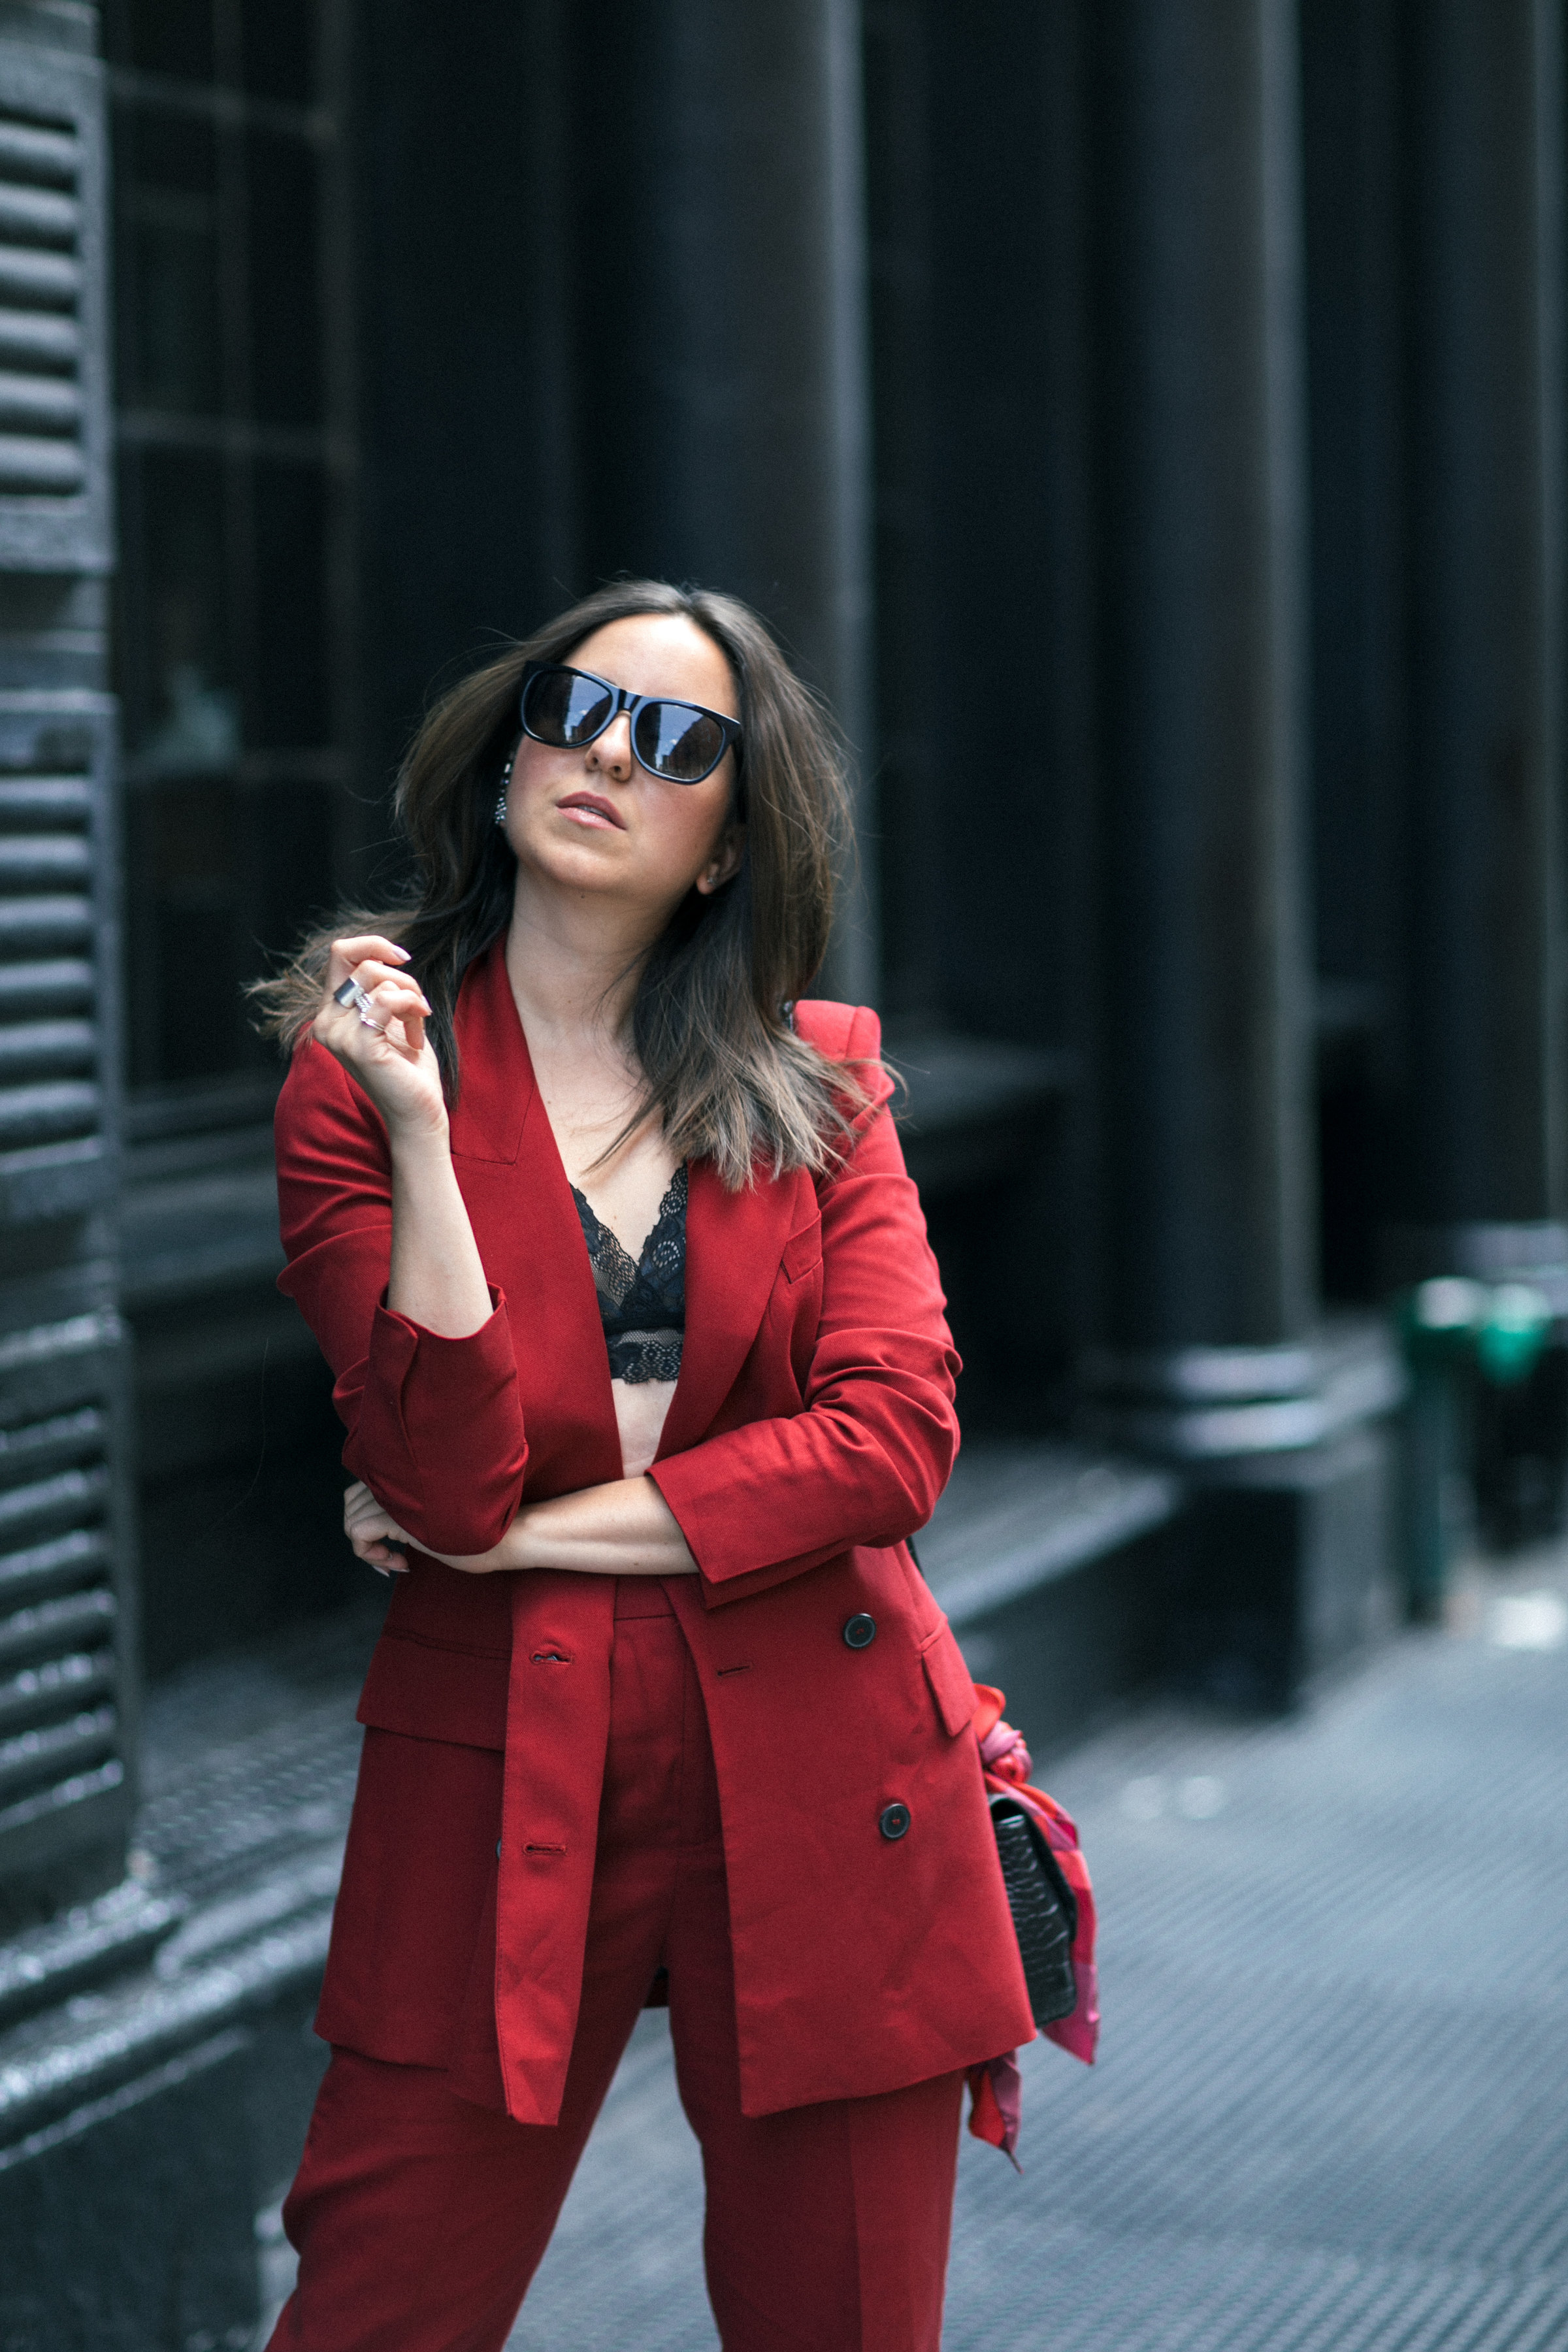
[387,945,412,962]
[372,1565,389,1578]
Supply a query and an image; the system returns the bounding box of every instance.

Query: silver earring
[494,753,514,826]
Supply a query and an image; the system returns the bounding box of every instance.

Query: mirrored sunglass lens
[527,670,613,746]
[636,702,725,781]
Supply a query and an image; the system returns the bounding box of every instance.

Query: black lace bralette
[570,1164,687,1385]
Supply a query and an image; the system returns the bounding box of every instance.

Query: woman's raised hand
[314,936,446,1141]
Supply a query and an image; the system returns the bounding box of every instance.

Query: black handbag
[988,1789,1079,2025]
[904,1537,1083,2033]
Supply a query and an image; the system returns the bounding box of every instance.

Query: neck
[503,866,663,1050]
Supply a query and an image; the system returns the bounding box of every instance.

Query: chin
[522,834,623,884]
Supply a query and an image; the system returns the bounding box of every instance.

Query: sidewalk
[508,1548,1568,2351]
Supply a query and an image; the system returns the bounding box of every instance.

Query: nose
[586,713,634,782]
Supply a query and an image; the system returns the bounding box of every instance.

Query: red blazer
[274,941,1034,2125]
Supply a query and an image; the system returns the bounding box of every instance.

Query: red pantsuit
[269,1584,963,2351]
[269,955,1034,2344]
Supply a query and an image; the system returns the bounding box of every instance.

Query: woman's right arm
[275,937,528,1555]
[314,934,491,1337]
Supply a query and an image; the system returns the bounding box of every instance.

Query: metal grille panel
[0,689,129,1893]
[0,1310,125,1874]
[0,734,110,1220]
[0,108,84,499]
[0,40,108,572]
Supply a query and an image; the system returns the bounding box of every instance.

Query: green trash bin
[1397,1277,1553,1620]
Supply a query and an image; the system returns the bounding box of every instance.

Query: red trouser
[268,1582,964,2352]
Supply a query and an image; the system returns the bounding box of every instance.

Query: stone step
[0,1875,184,2033]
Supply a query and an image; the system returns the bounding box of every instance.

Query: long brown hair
[252,580,873,1188]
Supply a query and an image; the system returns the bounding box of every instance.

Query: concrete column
[1093,0,1313,1358]
[1299,0,1405,1305]
[572,0,877,1001]
[1388,1,1568,1552]
[1395,0,1565,1275]
[1086,0,1400,1702]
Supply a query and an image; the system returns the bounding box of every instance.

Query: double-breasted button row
[843,1612,876,1649]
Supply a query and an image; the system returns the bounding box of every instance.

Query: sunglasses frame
[519,661,743,791]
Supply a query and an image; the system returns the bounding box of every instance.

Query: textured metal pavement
[509,1553,1568,2350]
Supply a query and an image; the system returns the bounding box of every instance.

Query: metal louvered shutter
[0,1304,129,1876]
[0,39,108,574]
[0,694,132,1903]
[0,15,129,1922]
[0,700,116,1218]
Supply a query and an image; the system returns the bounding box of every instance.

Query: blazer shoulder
[792,998,882,1062]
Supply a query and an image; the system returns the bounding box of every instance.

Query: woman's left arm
[647,1083,960,1600]
[344,1471,694,1577]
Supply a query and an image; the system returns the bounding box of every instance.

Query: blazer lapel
[447,940,536,1164]
[451,943,623,1493]
[657,1156,806,1458]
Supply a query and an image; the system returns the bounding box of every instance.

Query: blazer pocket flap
[920,1618,976,1739]
[357,1629,509,1752]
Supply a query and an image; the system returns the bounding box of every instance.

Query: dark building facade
[0,0,1563,2333]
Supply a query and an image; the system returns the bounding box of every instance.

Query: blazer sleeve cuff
[649,1437,910,1602]
[347,1287,528,1554]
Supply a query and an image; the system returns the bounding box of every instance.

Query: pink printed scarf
[964,1682,1100,2164]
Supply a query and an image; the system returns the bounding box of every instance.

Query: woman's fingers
[318,940,429,1054]
[323,934,412,992]
[318,965,431,1049]
[311,950,445,1130]
[342,1480,383,1533]
[331,958,427,1005]
[340,1482,513,1579]
[342,1482,414,1576]
[344,986,429,1053]
[341,1488,504,1579]
[345,1494,410,1543]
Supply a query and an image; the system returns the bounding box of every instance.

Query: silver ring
[332,976,383,1030]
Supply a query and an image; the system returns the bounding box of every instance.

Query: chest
[447,1128,823,1497]
[525,1041,677,1254]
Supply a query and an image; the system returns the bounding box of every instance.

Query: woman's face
[502,613,743,928]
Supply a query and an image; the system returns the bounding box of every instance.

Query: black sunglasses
[519,661,743,790]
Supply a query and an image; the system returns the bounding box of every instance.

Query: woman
[259,580,1032,2351]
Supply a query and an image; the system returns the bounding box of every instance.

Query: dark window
[246,129,322,427]
[251,459,329,748]
[125,772,333,1088]
[114,444,234,760]
[105,3,351,1119]
[103,0,216,84]
[242,0,317,108]
[114,108,220,415]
